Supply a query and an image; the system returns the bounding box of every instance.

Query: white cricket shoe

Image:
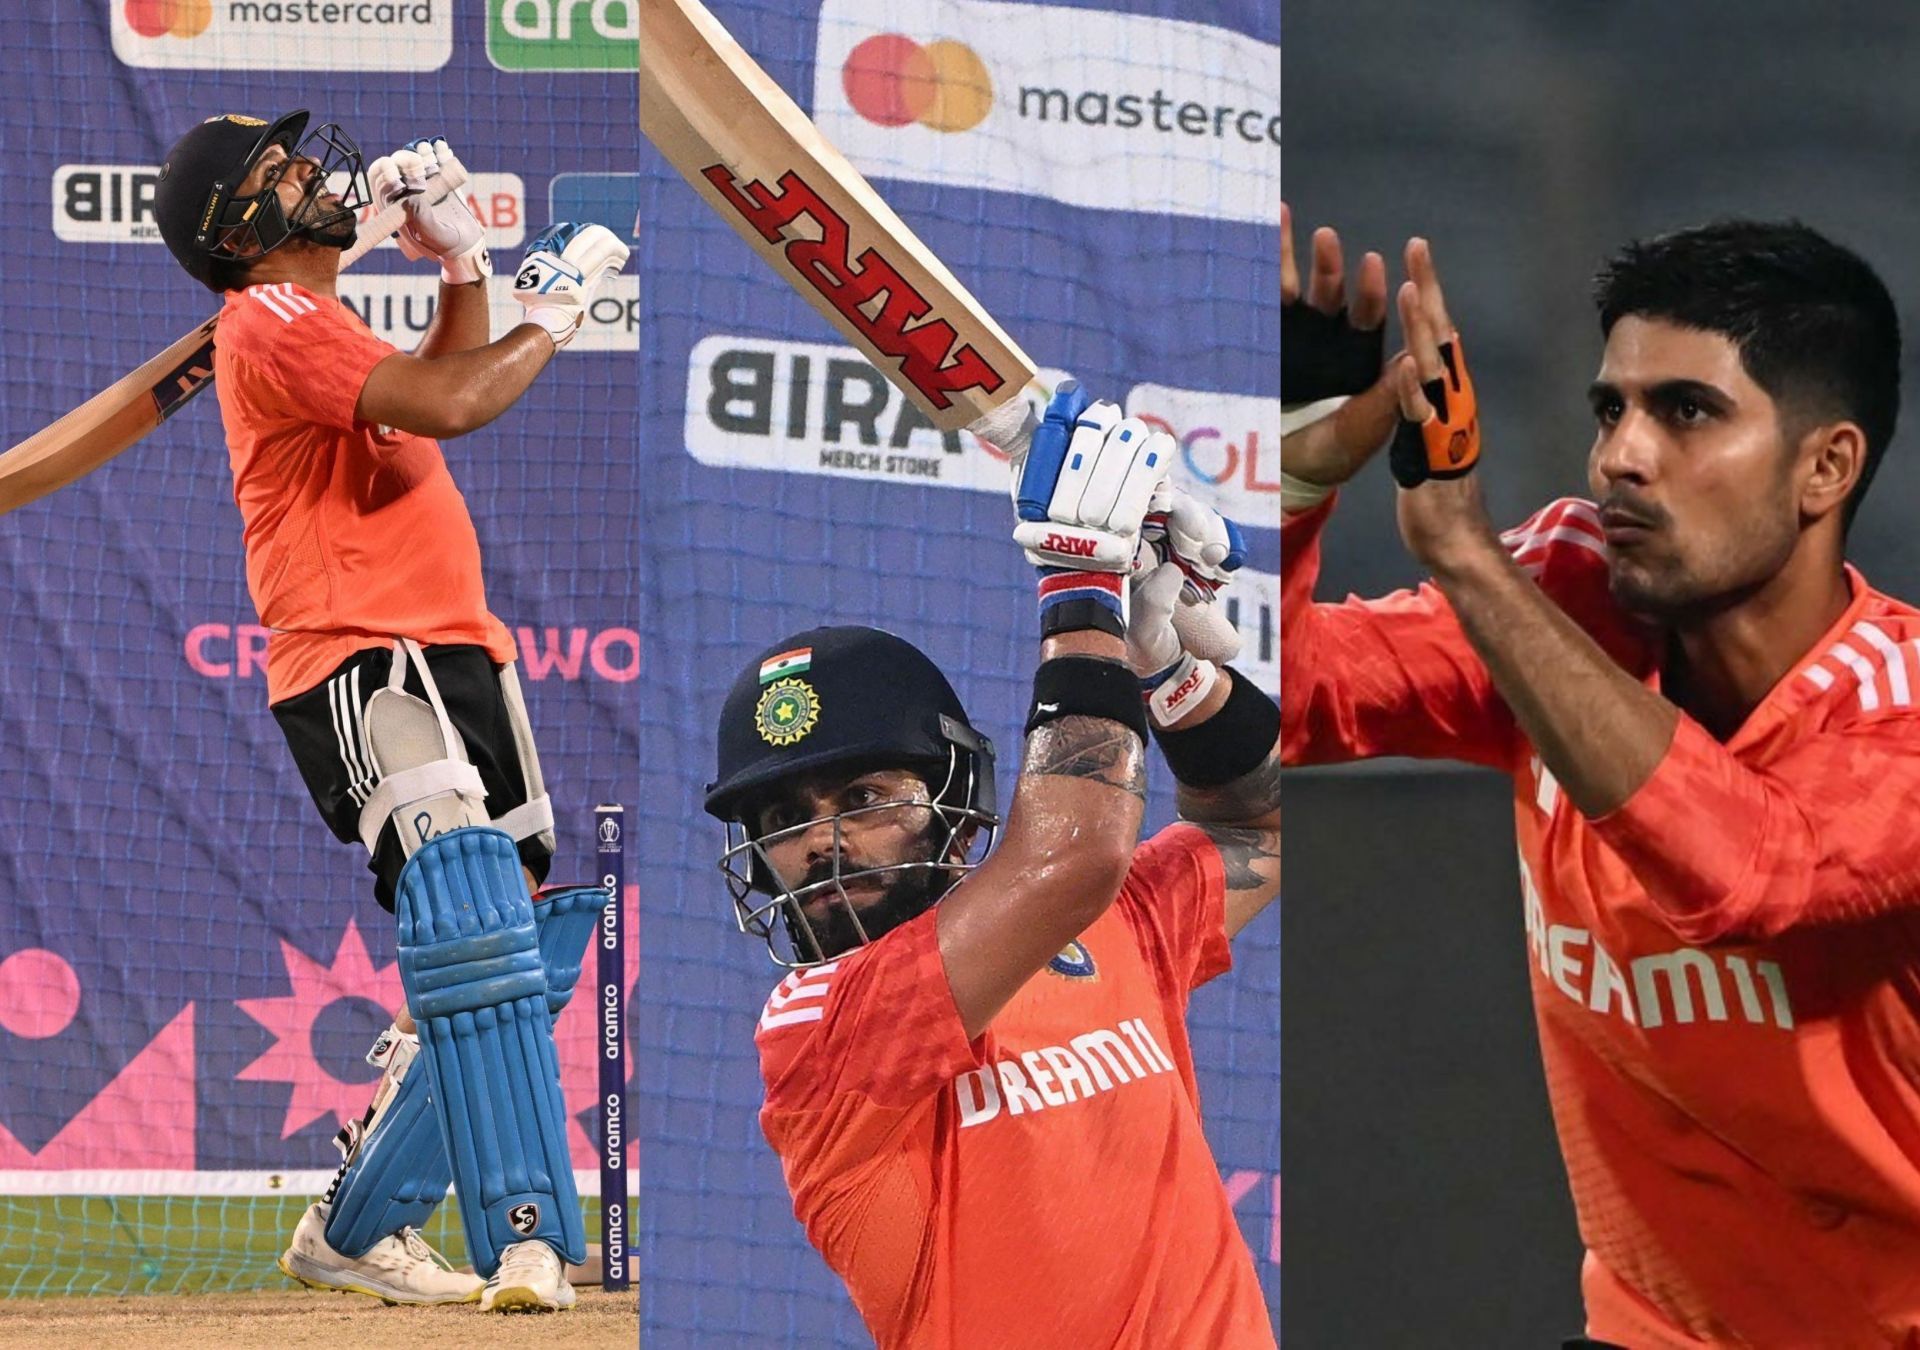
[480,1239,577,1313]
[278,1201,482,1305]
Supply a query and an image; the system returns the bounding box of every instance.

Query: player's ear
[1798,419,1865,524]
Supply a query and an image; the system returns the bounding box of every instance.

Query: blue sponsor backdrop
[638,0,1280,1342]
[0,0,637,1264]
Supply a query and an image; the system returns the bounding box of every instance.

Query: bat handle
[338,163,472,270]
[968,396,1035,463]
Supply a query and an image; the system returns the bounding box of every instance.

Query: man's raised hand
[1280,204,1404,503]
[1013,381,1173,637]
[511,222,630,350]
[367,137,490,285]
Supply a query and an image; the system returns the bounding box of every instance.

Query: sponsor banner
[487,0,637,70]
[110,0,451,70]
[549,171,642,246]
[1125,383,1279,526]
[1222,564,1277,695]
[54,165,526,249]
[683,334,1060,492]
[337,272,639,351]
[685,334,1277,518]
[811,0,1278,223]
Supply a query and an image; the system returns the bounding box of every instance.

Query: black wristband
[1151,667,1278,787]
[1039,598,1126,641]
[1025,656,1150,742]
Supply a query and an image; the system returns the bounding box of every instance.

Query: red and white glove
[1129,486,1246,726]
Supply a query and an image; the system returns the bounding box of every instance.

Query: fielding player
[1280,205,1920,1346]
[153,111,628,1312]
[703,387,1281,1347]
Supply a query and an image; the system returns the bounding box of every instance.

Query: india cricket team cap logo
[755,678,821,747]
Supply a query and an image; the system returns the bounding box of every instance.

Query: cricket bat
[0,165,469,518]
[641,0,1040,453]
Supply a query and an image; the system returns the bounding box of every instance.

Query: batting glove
[512,222,631,350]
[367,137,489,285]
[1013,381,1173,637]
[1131,487,1245,725]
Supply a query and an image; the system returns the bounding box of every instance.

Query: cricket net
[0,6,639,1297]
[636,0,1280,1342]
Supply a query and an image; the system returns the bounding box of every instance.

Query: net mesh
[0,5,638,1298]
[637,0,1279,1341]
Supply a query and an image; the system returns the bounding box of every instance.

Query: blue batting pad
[536,885,608,1018]
[323,1052,448,1258]
[323,882,608,1258]
[396,828,586,1275]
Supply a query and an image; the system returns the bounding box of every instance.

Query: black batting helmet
[155,110,369,290]
[705,626,998,968]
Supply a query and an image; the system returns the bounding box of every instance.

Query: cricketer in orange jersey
[214,281,515,703]
[152,111,629,1311]
[704,403,1278,1346]
[755,825,1260,1348]
[1281,209,1920,1347]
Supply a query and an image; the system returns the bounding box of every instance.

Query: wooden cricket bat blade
[641,0,1038,436]
[0,316,218,516]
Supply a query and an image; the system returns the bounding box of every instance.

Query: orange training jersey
[213,281,514,703]
[755,823,1273,1350]
[1283,494,1920,1347]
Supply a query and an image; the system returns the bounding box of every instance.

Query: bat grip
[338,164,472,270]
[968,396,1036,462]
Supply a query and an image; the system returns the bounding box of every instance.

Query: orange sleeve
[757,910,983,1118]
[1116,822,1232,1000]
[1282,495,1653,770]
[1589,712,1920,943]
[225,288,395,433]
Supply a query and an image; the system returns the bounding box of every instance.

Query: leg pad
[397,827,586,1274]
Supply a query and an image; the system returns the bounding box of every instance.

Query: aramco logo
[842,34,992,133]
[125,0,212,36]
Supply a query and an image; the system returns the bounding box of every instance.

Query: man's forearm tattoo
[1199,823,1278,893]
[1024,716,1148,803]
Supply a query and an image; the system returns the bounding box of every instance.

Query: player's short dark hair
[1593,219,1901,530]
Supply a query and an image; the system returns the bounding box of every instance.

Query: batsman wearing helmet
[704,385,1281,1347]
[153,111,629,1312]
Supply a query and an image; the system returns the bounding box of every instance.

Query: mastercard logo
[125,0,212,38]
[842,34,992,133]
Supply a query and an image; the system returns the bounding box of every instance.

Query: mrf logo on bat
[698,164,1008,412]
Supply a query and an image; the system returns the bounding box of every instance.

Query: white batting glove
[1145,486,1246,664]
[1128,487,1247,725]
[367,138,489,285]
[1013,385,1172,569]
[512,222,630,350]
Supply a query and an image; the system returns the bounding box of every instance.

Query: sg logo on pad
[509,1202,541,1235]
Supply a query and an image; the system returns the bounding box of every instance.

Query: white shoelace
[397,1227,452,1270]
